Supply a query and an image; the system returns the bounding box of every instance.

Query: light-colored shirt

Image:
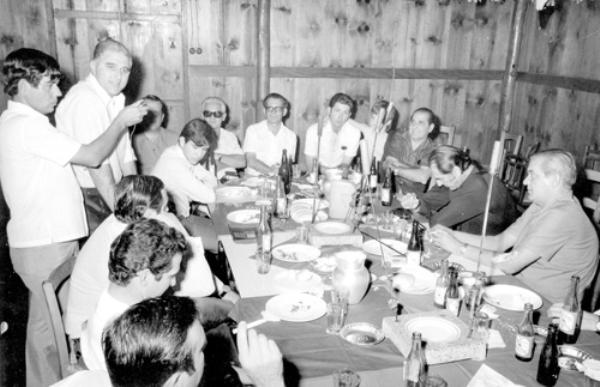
[504,195,599,303]
[56,74,136,188]
[0,101,87,247]
[243,120,297,175]
[51,370,111,387]
[214,128,244,178]
[133,129,178,174]
[66,212,217,337]
[360,122,389,164]
[152,145,218,216]
[81,290,130,371]
[304,120,361,168]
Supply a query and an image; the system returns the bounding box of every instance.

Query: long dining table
[213,179,600,386]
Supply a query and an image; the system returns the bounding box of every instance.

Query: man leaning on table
[304,92,362,170]
[0,48,146,387]
[431,149,599,303]
[56,37,140,233]
[243,92,297,176]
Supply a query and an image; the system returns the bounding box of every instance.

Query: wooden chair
[42,255,83,379]
[498,132,524,178]
[582,145,600,224]
[439,125,456,146]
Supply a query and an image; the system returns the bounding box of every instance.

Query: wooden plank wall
[512,1,600,163]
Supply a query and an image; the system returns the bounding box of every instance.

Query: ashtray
[558,345,592,371]
[339,322,385,346]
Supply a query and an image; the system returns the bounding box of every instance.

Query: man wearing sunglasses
[243,93,297,176]
[200,96,246,180]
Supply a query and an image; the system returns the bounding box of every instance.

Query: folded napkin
[467,364,524,387]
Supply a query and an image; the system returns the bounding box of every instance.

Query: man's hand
[430,225,464,254]
[236,321,284,387]
[114,100,149,129]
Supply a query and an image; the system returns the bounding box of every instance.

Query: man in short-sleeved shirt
[304,93,361,170]
[244,93,297,175]
[431,150,599,303]
[56,38,138,233]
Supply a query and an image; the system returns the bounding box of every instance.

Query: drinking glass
[332,369,360,387]
[470,311,490,361]
[297,223,309,243]
[326,289,348,334]
[256,251,271,274]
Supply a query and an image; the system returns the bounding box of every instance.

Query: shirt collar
[85,74,125,107]
[7,100,50,122]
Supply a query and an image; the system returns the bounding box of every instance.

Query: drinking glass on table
[326,289,349,334]
[332,369,360,387]
[470,311,490,361]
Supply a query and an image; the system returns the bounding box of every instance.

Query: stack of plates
[226,209,261,225]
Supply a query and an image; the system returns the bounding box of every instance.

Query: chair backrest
[438,125,456,146]
[582,145,600,223]
[42,255,77,379]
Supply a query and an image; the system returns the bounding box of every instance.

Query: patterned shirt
[382,130,436,167]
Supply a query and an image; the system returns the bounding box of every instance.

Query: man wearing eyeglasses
[200,96,246,180]
[243,93,297,176]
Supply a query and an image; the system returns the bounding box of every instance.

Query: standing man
[57,38,140,233]
[200,96,246,179]
[243,93,297,175]
[304,93,362,170]
[0,48,146,386]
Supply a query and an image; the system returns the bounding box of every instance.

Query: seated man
[431,150,599,303]
[360,99,399,167]
[200,96,246,180]
[132,95,178,174]
[243,92,297,175]
[304,93,362,170]
[382,107,439,193]
[152,118,219,251]
[80,218,187,370]
[53,296,284,387]
[66,175,227,339]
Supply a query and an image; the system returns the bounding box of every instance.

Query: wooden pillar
[256,0,270,121]
[498,0,528,137]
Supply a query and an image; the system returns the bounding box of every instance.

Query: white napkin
[467,364,525,387]
[487,329,506,349]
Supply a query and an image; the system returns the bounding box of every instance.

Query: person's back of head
[429,145,473,174]
[370,99,399,133]
[108,218,187,291]
[113,175,165,223]
[2,48,61,98]
[102,295,204,387]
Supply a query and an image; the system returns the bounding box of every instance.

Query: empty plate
[393,265,437,295]
[405,316,461,343]
[313,221,352,235]
[226,209,261,225]
[483,284,543,311]
[265,293,327,322]
[272,244,321,262]
[362,239,407,256]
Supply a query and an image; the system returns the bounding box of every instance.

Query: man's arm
[246,153,276,175]
[216,154,246,169]
[394,165,431,185]
[236,321,285,387]
[88,166,117,210]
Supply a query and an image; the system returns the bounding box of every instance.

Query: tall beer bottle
[278,149,291,195]
[537,323,560,386]
[403,332,427,387]
[369,157,378,192]
[445,268,460,317]
[381,168,392,206]
[433,259,449,308]
[515,303,535,361]
[256,205,272,274]
[558,275,582,344]
[406,220,421,266]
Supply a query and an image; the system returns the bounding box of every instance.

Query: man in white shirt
[0,48,146,386]
[80,218,186,370]
[56,38,140,233]
[200,96,246,179]
[304,93,362,170]
[243,93,297,175]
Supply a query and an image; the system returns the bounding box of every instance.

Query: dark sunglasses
[203,110,224,118]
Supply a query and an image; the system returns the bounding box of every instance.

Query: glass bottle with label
[445,268,460,316]
[403,332,427,387]
[558,275,582,344]
[273,176,288,219]
[537,323,560,386]
[308,159,319,184]
[381,168,392,206]
[369,157,378,193]
[278,149,291,195]
[406,220,421,266]
[515,303,535,361]
[256,205,272,274]
[433,259,450,308]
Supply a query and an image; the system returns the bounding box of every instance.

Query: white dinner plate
[216,186,253,202]
[291,198,330,210]
[313,221,352,235]
[291,208,328,223]
[265,293,327,322]
[483,284,543,311]
[405,316,461,343]
[272,244,321,262]
[226,209,261,225]
[362,239,407,256]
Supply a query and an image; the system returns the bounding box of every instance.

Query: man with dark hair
[432,149,598,303]
[382,107,440,193]
[0,48,146,386]
[243,92,297,175]
[304,92,362,170]
[80,218,187,370]
[57,37,148,233]
[53,297,284,387]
